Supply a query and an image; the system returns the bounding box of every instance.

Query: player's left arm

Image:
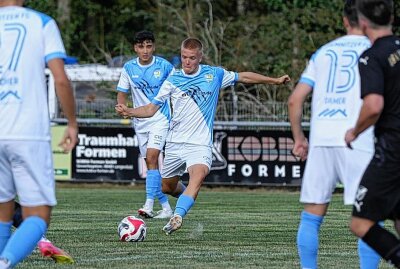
[48,58,78,152]
[237,72,290,85]
[345,93,383,148]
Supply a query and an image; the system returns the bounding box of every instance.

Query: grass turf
[16,185,392,268]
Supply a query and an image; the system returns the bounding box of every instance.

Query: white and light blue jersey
[0,6,66,141]
[117,56,173,132]
[300,35,374,152]
[152,64,238,146]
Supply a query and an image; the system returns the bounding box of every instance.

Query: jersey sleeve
[299,53,317,88]
[152,80,174,106]
[359,51,384,98]
[221,69,238,88]
[116,68,131,93]
[43,19,67,63]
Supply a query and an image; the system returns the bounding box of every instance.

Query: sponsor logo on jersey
[154,70,161,78]
[205,74,213,82]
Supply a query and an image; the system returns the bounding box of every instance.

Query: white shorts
[136,126,168,158]
[161,143,212,178]
[300,147,373,205]
[0,140,56,206]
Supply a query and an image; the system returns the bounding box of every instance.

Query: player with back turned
[345,0,400,267]
[0,0,78,268]
[288,1,381,268]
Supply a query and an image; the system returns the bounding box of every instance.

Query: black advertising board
[72,127,140,181]
[72,127,305,186]
[184,130,304,186]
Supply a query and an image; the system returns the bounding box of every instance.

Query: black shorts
[352,140,400,221]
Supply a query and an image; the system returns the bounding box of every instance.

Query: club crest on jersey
[205,74,213,83]
[153,70,161,78]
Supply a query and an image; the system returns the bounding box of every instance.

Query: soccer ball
[118,216,147,242]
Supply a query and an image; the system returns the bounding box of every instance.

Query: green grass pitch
[16,184,392,268]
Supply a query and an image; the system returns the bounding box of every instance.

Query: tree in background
[25,0,400,107]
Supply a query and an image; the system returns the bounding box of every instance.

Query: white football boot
[162,214,182,235]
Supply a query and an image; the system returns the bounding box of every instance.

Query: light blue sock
[146,169,159,200]
[154,170,168,204]
[297,211,324,269]
[174,194,194,218]
[1,216,47,267]
[0,222,12,254]
[358,221,383,269]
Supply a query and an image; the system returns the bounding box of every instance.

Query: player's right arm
[117,91,128,105]
[288,82,312,161]
[48,58,78,153]
[115,103,159,118]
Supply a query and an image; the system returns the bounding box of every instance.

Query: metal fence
[53,98,311,130]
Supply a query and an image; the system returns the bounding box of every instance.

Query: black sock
[362,223,400,267]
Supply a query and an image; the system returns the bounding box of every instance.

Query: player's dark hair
[134,30,155,44]
[357,0,393,26]
[181,38,203,52]
[344,0,359,27]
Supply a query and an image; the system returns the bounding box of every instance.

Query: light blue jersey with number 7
[0,6,66,141]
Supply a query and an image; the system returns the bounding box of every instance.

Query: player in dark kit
[344,0,400,267]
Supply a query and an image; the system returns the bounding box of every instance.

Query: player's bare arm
[116,92,128,117]
[345,93,384,148]
[48,58,78,153]
[237,72,290,85]
[288,82,312,161]
[115,103,159,118]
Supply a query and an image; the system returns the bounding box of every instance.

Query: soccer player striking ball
[288,1,380,268]
[345,0,400,267]
[116,30,173,219]
[116,37,290,235]
[0,0,78,268]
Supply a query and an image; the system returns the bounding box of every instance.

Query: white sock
[161,202,172,211]
[144,199,154,210]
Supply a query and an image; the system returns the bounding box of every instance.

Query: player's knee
[161,180,176,195]
[349,218,371,238]
[145,155,158,168]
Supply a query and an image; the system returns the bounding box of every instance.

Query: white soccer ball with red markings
[118,216,147,242]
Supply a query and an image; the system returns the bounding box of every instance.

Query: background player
[116,37,290,235]
[345,0,400,267]
[288,1,380,268]
[116,30,173,219]
[0,0,78,268]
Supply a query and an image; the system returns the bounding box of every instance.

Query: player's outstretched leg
[162,194,194,235]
